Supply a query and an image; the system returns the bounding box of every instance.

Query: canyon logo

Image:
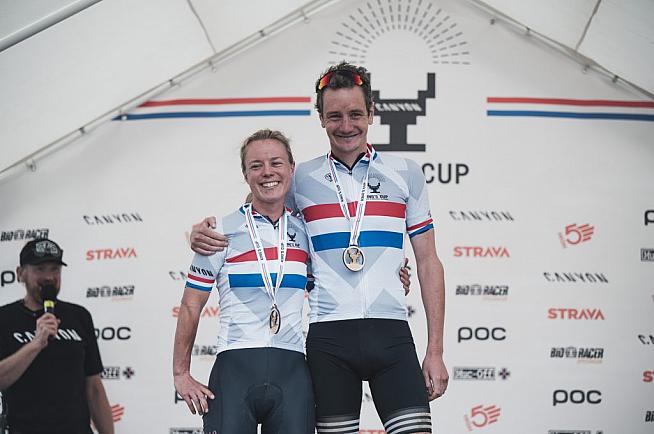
[449,211,514,222]
[543,272,608,284]
[328,1,470,153]
[454,246,509,258]
[86,248,137,261]
[548,308,605,320]
[83,212,143,225]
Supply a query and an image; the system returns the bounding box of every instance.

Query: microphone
[41,284,58,315]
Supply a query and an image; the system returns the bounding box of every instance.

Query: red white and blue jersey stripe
[288,146,433,323]
[185,207,309,354]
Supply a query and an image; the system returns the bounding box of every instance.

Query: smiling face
[320,86,374,165]
[243,138,295,213]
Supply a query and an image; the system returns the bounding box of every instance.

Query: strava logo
[559,223,594,248]
[172,306,219,318]
[464,404,501,431]
[454,246,510,258]
[548,308,605,320]
[86,248,137,261]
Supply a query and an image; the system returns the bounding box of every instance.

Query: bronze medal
[269,304,281,334]
[343,245,365,272]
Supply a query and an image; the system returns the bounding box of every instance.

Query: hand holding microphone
[35,284,60,347]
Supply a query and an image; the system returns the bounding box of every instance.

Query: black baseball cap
[19,238,68,267]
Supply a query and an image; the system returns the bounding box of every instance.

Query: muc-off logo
[464,404,501,430]
[169,429,203,434]
[642,248,654,262]
[87,285,135,299]
[102,366,135,380]
[456,284,508,298]
[1,228,49,242]
[372,73,435,152]
[453,367,510,381]
[550,346,604,363]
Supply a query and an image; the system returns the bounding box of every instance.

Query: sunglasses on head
[317,70,364,91]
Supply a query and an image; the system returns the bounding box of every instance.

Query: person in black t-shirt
[0,239,114,434]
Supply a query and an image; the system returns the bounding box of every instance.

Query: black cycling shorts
[306,319,431,434]
[203,347,314,434]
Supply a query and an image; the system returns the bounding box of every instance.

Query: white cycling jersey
[289,145,433,323]
[185,207,309,354]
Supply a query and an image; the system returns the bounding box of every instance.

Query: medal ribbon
[327,148,373,248]
[243,204,288,306]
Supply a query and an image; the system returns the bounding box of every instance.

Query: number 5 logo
[464,404,501,431]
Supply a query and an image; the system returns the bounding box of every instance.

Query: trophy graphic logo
[372,73,436,152]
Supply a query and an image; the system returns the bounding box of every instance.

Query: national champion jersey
[185,207,309,354]
[289,145,433,323]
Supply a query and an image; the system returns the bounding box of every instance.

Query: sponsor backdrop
[1,0,653,433]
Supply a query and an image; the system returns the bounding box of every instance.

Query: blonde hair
[240,129,294,174]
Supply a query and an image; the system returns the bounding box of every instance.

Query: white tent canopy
[0,0,652,178]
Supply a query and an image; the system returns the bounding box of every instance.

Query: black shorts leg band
[382,406,432,434]
[315,414,360,434]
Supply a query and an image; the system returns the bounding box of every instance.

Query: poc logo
[94,326,131,340]
[458,327,506,342]
[1,270,16,287]
[553,389,601,406]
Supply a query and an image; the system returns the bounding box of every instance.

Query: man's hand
[400,258,411,295]
[174,372,215,415]
[34,313,59,349]
[422,353,448,401]
[190,217,228,255]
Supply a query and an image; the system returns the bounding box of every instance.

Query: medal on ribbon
[244,204,287,334]
[327,149,372,272]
